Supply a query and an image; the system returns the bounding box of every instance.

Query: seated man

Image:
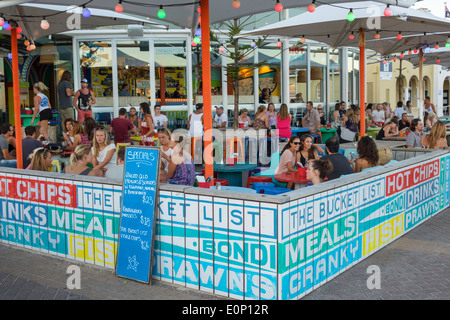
[105,145,125,180]
[22,125,43,168]
[0,123,17,168]
[398,112,410,131]
[110,107,136,144]
[320,136,353,180]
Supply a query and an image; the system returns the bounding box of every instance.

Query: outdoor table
[319,127,337,144]
[382,135,406,141]
[274,172,309,189]
[131,136,140,145]
[14,114,39,127]
[207,163,257,187]
[290,127,310,137]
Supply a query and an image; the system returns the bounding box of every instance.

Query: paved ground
[1,208,449,301]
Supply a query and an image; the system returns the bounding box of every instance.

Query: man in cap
[73,78,96,123]
[214,106,228,128]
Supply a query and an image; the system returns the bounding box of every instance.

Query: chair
[116,143,131,158]
[50,160,61,173]
[246,175,273,188]
[310,133,322,144]
[253,152,288,188]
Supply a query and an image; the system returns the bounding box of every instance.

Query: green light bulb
[157,7,166,19]
[193,36,201,44]
[347,9,355,22]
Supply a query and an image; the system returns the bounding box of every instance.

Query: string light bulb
[193,36,201,44]
[413,48,418,54]
[436,58,440,63]
[82,7,91,18]
[191,40,197,47]
[0,17,4,27]
[276,39,282,48]
[7,53,12,59]
[396,31,402,40]
[393,56,397,62]
[307,1,316,13]
[347,9,355,22]
[251,40,257,48]
[40,18,50,30]
[115,1,123,13]
[383,60,387,64]
[400,52,404,58]
[24,40,30,46]
[232,0,240,9]
[219,45,225,53]
[374,31,380,39]
[300,36,306,44]
[348,32,354,40]
[195,28,201,37]
[3,21,10,30]
[384,5,391,17]
[157,6,166,19]
[275,0,283,12]
[16,26,22,34]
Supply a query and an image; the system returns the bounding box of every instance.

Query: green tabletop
[319,127,337,144]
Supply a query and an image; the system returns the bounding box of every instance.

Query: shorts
[39,108,53,121]
[77,109,92,123]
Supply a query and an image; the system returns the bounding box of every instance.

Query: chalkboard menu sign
[116,146,161,284]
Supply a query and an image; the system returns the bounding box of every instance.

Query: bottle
[216,182,221,190]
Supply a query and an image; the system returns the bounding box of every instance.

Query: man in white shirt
[214,106,228,128]
[152,104,168,130]
[372,104,385,124]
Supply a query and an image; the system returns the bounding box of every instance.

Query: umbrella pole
[418,48,424,120]
[11,27,23,169]
[200,0,213,183]
[359,28,365,137]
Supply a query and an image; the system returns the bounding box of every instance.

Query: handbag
[340,126,356,141]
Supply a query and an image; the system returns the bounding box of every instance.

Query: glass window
[329,51,340,105]
[288,43,307,105]
[155,40,187,106]
[117,40,150,105]
[79,41,113,106]
[258,43,281,105]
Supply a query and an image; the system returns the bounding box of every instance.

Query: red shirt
[111,117,134,144]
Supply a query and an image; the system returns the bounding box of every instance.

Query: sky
[412,0,449,18]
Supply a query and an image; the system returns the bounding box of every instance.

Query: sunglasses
[293,142,301,145]
[318,108,323,110]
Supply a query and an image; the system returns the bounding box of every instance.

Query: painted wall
[0,150,448,299]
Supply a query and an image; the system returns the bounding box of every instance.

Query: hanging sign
[116,146,161,284]
[380,61,393,80]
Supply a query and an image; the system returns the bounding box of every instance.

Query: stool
[252,182,275,193]
[225,138,245,163]
[310,133,322,144]
[246,175,272,188]
[264,187,292,195]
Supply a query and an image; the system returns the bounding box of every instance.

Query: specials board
[116,146,161,284]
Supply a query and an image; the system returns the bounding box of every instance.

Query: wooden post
[11,27,23,169]
[359,28,366,137]
[200,0,213,183]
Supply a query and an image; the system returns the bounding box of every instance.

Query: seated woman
[298,134,321,167]
[160,136,195,186]
[238,108,252,128]
[252,105,269,129]
[28,147,53,172]
[420,120,448,149]
[72,121,91,148]
[275,136,301,189]
[62,144,103,177]
[157,128,176,173]
[339,105,360,144]
[376,120,399,140]
[351,136,379,173]
[306,159,333,186]
[62,118,75,150]
[91,127,117,175]
[424,111,437,131]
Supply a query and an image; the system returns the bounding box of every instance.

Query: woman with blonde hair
[92,127,116,174]
[63,144,102,176]
[31,82,52,141]
[420,120,448,149]
[339,105,360,143]
[276,103,292,139]
[28,147,53,172]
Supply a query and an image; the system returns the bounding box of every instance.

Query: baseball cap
[215,106,223,109]
[195,103,203,110]
[81,78,88,83]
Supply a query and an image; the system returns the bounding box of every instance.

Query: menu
[116,146,161,284]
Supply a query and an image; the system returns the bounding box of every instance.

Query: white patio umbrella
[406,47,450,69]
[35,0,416,30]
[238,1,450,135]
